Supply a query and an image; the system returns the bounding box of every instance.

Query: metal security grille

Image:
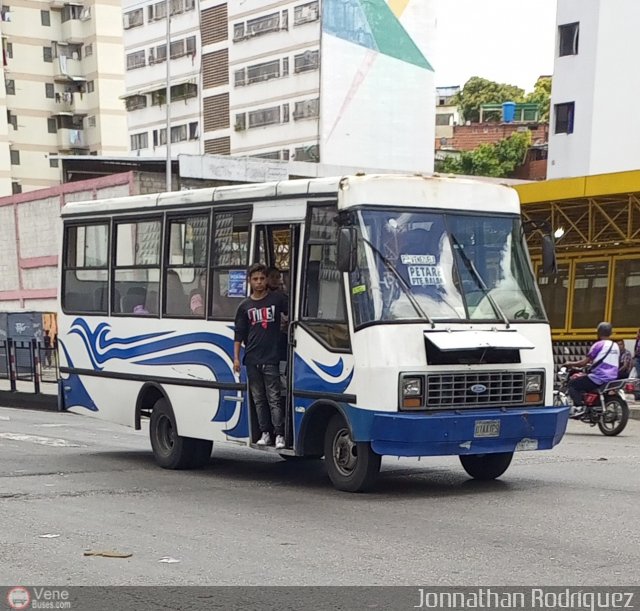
[425,371,526,408]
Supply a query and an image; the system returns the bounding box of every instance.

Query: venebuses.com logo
[5,586,71,609]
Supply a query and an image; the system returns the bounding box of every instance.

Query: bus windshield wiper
[449,233,510,329]
[359,235,435,329]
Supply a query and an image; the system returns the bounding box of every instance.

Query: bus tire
[459,452,513,481]
[324,414,381,492]
[149,398,211,470]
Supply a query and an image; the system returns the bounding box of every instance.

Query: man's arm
[564,355,591,368]
[233,303,247,374]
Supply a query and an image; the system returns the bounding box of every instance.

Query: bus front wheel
[149,398,212,470]
[324,414,381,492]
[459,452,513,480]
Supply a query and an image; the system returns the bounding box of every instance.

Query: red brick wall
[437,123,548,152]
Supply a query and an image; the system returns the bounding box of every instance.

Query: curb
[0,391,58,411]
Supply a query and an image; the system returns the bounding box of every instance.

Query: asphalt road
[1,405,639,586]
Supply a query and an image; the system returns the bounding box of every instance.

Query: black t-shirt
[234,292,289,365]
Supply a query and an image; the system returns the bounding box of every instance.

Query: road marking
[0,433,83,447]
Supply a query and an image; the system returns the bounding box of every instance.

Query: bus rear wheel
[324,414,381,492]
[459,452,513,480]
[150,398,212,469]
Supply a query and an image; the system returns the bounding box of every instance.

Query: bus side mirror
[541,235,557,275]
[337,227,357,273]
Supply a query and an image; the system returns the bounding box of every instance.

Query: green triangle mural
[322,0,433,71]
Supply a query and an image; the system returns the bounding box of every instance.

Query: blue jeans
[246,363,283,436]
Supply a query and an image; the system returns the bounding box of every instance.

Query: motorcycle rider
[564,321,619,416]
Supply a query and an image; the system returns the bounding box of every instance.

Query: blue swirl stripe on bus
[58,340,99,412]
[293,354,353,395]
[65,319,246,434]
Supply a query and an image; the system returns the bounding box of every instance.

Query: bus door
[250,222,301,447]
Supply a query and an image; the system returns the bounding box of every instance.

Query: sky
[432,0,558,93]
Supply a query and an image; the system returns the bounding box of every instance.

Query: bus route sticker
[227,270,246,298]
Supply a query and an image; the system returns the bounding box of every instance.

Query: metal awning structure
[515,170,640,253]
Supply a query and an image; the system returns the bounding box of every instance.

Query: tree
[439,131,532,178]
[452,77,525,123]
[524,76,551,122]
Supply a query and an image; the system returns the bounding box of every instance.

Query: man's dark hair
[266,266,281,277]
[247,262,267,278]
[597,321,613,337]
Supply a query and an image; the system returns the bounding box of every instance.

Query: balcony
[53,89,90,114]
[60,18,85,44]
[57,128,87,150]
[50,0,66,8]
[53,57,85,83]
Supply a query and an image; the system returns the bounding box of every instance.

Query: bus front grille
[425,371,526,408]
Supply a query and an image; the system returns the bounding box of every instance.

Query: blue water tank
[502,101,516,123]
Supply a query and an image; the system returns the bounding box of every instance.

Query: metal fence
[0,339,58,393]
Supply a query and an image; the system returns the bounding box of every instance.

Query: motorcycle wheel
[597,397,629,436]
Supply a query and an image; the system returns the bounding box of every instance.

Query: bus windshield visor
[348,209,546,326]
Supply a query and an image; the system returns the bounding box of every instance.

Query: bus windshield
[348,208,546,326]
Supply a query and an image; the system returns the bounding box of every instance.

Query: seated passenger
[189,270,207,316]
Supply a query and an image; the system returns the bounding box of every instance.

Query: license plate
[474,419,500,438]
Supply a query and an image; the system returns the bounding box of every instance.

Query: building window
[6,78,15,95]
[147,1,166,21]
[49,157,59,168]
[559,22,579,57]
[85,44,93,57]
[87,115,96,128]
[293,98,319,120]
[125,95,147,111]
[130,132,148,150]
[126,50,146,70]
[87,80,95,93]
[170,124,187,143]
[10,149,20,165]
[171,82,197,101]
[435,113,453,126]
[43,46,53,62]
[234,12,281,41]
[7,111,16,130]
[294,1,319,25]
[294,49,319,73]
[248,105,280,128]
[123,7,143,28]
[5,42,12,59]
[188,122,198,140]
[554,102,575,134]
[41,9,50,25]
[234,113,246,131]
[295,144,319,162]
[246,59,280,84]
[11,181,21,194]
[47,117,57,133]
[234,69,245,87]
[152,128,167,147]
[45,82,54,98]
[61,4,82,21]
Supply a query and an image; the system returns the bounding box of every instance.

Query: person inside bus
[233,263,289,450]
[189,270,207,316]
[166,269,187,315]
[267,266,289,394]
[564,322,619,416]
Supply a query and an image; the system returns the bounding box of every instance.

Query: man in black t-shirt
[234,263,289,449]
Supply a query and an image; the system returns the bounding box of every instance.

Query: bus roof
[60,173,520,218]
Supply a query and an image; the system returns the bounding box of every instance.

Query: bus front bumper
[361,406,570,457]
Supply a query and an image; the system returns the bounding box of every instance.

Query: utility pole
[165,0,172,191]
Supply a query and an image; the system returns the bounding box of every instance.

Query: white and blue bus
[58,174,569,491]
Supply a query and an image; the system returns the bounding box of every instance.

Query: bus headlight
[525,373,543,404]
[400,376,424,409]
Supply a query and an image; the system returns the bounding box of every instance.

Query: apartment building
[0,0,129,195]
[123,0,436,172]
[548,0,640,178]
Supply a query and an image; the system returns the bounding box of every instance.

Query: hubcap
[157,414,176,453]
[602,401,621,427]
[333,427,358,476]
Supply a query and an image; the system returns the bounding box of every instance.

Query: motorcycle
[553,366,630,436]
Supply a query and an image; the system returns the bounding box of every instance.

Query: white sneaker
[275,435,285,450]
[256,432,272,446]
[572,406,586,417]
